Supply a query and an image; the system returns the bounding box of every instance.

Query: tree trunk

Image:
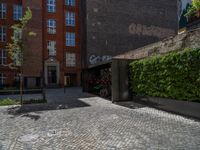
[20,67,23,105]
[42,73,46,101]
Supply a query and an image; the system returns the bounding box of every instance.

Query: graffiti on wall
[128,23,175,39]
[89,55,112,65]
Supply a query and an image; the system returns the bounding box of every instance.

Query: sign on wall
[89,55,112,65]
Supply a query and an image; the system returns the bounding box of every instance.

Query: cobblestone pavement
[0,88,200,150]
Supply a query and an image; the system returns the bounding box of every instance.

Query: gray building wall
[85,0,179,67]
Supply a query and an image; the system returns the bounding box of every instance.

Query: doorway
[47,66,57,85]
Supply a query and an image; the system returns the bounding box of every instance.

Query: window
[0,3,6,19]
[66,12,75,26]
[47,19,56,34]
[65,0,75,6]
[13,29,22,40]
[14,73,20,82]
[0,73,5,86]
[0,26,6,42]
[47,41,56,56]
[66,32,75,47]
[47,0,56,13]
[66,53,76,67]
[13,5,22,20]
[0,50,7,65]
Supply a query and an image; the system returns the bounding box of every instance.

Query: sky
[181,0,192,12]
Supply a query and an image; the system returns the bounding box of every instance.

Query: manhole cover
[19,134,39,142]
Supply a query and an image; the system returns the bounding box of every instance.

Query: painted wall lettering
[129,23,175,39]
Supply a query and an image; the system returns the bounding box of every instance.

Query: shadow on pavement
[116,101,147,109]
[7,97,91,120]
[115,95,162,110]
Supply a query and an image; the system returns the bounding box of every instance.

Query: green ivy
[129,48,200,102]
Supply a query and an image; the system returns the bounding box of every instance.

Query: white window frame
[47,0,56,13]
[66,32,75,47]
[0,26,6,42]
[65,0,75,6]
[66,53,76,67]
[47,41,56,56]
[13,5,22,21]
[0,73,5,85]
[47,19,56,34]
[0,50,7,65]
[13,29,22,40]
[66,11,75,26]
[0,3,6,19]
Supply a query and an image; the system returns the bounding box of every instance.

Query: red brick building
[0,0,180,89]
[0,0,81,88]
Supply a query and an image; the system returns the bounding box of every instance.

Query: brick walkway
[0,88,200,149]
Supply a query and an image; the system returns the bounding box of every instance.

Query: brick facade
[114,29,200,60]
[0,0,81,88]
[84,0,179,67]
[0,0,22,86]
[1,0,180,88]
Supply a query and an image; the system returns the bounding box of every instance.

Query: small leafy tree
[6,7,36,105]
[185,0,200,18]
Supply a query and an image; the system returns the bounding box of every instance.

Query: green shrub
[23,99,47,104]
[0,98,19,106]
[129,48,200,102]
[185,0,200,17]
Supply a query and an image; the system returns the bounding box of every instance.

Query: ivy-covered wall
[129,48,200,102]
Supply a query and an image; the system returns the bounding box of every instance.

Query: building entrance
[48,66,57,85]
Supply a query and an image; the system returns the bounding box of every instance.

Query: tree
[6,7,36,105]
[185,0,200,18]
[179,4,191,28]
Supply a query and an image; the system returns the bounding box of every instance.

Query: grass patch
[0,98,20,106]
[23,99,47,105]
[0,98,47,106]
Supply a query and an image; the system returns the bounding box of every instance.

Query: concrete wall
[112,59,131,102]
[114,28,200,60]
[133,96,200,120]
[187,19,200,31]
[85,0,178,66]
[112,28,200,102]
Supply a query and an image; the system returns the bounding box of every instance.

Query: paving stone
[0,88,200,149]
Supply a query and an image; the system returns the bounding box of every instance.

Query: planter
[133,95,200,120]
